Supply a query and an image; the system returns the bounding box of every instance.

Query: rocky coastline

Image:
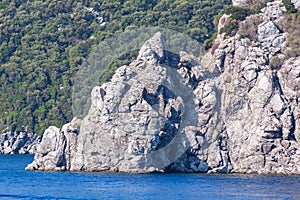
[0,131,39,154]
[25,0,300,174]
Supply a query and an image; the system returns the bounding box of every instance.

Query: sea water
[0,154,300,200]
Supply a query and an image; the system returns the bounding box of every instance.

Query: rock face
[0,131,39,154]
[27,0,300,174]
[291,0,300,9]
[27,33,201,172]
[232,0,249,7]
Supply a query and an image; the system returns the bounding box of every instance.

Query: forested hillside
[0,0,231,135]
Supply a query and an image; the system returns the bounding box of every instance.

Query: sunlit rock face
[27,1,300,174]
[0,131,39,154]
[291,0,300,9]
[232,0,249,7]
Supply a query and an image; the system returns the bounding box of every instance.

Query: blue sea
[0,155,300,199]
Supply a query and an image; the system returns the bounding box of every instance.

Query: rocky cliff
[27,0,300,174]
[0,131,39,154]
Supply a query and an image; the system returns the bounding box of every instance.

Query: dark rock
[262,144,275,154]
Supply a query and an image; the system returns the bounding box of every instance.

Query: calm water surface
[0,155,300,199]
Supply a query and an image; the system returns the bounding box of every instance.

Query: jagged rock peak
[137,32,164,61]
[27,32,204,173]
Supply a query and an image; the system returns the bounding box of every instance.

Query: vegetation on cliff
[218,0,300,60]
[0,0,231,135]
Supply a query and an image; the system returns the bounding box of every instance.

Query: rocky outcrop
[232,0,249,7]
[27,33,201,172]
[291,0,300,9]
[27,0,300,174]
[232,0,300,10]
[0,131,39,154]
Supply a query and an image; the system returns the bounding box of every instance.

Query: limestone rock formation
[27,33,201,173]
[0,131,39,154]
[27,0,300,174]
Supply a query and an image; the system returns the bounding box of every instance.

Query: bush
[238,15,263,40]
[220,19,239,37]
[283,0,298,14]
[277,13,300,58]
[220,5,257,37]
[0,3,6,9]
[203,32,217,51]
[246,0,273,10]
[225,6,251,21]
[270,56,284,70]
